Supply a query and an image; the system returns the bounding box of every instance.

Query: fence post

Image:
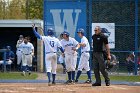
[134,0,138,75]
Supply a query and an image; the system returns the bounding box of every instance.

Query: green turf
[79,75,140,82]
[0,72,38,80]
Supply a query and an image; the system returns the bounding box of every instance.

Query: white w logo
[50,9,81,37]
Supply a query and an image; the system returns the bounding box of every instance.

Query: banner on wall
[92,23,115,49]
[44,1,86,39]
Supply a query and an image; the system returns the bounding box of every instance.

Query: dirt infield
[0,83,140,93]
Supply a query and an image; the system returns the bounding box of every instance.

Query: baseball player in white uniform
[58,33,66,74]
[20,37,34,76]
[16,35,24,71]
[75,28,92,84]
[32,24,64,86]
[61,31,80,84]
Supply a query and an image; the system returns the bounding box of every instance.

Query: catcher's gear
[47,28,54,35]
[106,60,117,70]
[77,28,85,35]
[106,60,114,70]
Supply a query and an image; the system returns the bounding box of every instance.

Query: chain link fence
[0,0,139,76]
[90,0,139,75]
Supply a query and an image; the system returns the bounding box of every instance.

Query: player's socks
[87,70,91,80]
[29,66,32,72]
[61,63,65,68]
[26,65,29,72]
[67,71,71,80]
[47,72,51,82]
[52,74,56,83]
[72,71,75,81]
[22,66,26,72]
[76,70,82,80]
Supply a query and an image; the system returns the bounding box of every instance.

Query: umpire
[92,26,111,86]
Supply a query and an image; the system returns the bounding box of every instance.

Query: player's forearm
[32,28,41,39]
[105,44,110,56]
[79,43,86,47]
[59,47,64,53]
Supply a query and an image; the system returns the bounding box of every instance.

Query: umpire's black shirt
[92,33,108,52]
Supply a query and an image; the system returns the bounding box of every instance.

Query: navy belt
[46,52,56,54]
[25,54,30,55]
[82,51,89,53]
[24,53,31,55]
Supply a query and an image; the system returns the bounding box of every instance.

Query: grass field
[79,75,140,82]
[0,72,139,82]
[0,72,38,80]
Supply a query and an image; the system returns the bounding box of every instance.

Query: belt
[46,52,56,54]
[25,54,30,55]
[82,51,89,53]
[24,53,31,55]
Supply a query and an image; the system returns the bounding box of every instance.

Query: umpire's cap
[77,28,84,35]
[47,28,54,35]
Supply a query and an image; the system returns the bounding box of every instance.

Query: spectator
[0,46,15,71]
[16,35,24,71]
[126,52,135,75]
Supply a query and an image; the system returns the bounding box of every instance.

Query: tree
[22,0,43,19]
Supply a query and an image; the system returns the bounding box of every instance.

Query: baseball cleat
[75,80,78,83]
[65,80,72,84]
[85,79,92,84]
[48,82,52,86]
[71,80,75,85]
[28,71,31,76]
[52,81,56,85]
[21,71,26,76]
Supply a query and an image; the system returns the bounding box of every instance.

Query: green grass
[79,75,140,82]
[0,72,38,80]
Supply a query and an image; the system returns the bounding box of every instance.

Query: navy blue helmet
[62,31,70,37]
[6,46,11,50]
[47,28,54,35]
[77,28,84,35]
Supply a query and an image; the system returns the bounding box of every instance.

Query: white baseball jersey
[20,42,34,66]
[16,40,24,65]
[20,42,34,55]
[41,36,62,74]
[78,36,90,71]
[41,36,62,53]
[61,37,78,54]
[81,36,90,53]
[61,37,79,71]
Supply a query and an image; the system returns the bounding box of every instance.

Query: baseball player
[75,28,92,84]
[16,35,24,71]
[61,31,80,84]
[32,24,64,86]
[58,33,66,74]
[20,37,34,76]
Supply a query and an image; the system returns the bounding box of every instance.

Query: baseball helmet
[6,46,11,50]
[77,28,84,35]
[19,35,23,38]
[62,31,70,37]
[47,28,54,35]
